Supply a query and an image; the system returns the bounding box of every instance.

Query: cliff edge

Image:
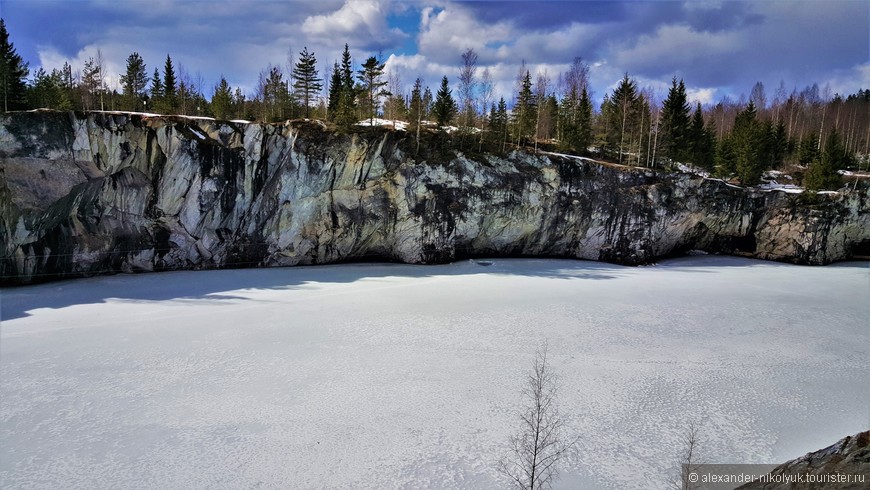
[2,111,868,284]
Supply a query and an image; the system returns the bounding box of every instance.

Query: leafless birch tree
[499,343,576,490]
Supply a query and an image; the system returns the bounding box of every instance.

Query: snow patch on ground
[676,163,711,178]
[357,118,408,131]
[757,182,805,193]
[2,257,867,489]
[542,151,598,163]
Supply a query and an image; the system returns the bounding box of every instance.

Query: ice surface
[1,257,868,489]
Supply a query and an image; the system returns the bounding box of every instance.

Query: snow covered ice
[1,257,868,489]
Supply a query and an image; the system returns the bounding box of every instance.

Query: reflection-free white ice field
[2,257,868,489]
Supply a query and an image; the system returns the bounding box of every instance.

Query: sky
[1,0,868,108]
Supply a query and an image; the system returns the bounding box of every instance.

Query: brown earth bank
[2,111,869,285]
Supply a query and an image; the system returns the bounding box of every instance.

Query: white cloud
[37,44,125,92]
[686,87,717,106]
[417,4,513,65]
[302,0,406,51]
[612,24,743,80]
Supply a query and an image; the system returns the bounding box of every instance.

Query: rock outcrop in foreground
[737,431,869,490]
[2,111,868,284]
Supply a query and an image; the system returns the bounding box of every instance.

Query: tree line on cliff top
[2,19,866,190]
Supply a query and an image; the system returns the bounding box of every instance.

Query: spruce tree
[602,74,639,163]
[512,71,535,146]
[770,120,788,168]
[798,134,819,165]
[162,55,177,112]
[0,19,29,112]
[732,102,765,184]
[120,52,147,111]
[149,68,163,110]
[292,46,322,118]
[327,62,341,121]
[715,136,736,177]
[660,77,691,162]
[805,128,846,190]
[334,44,357,128]
[408,77,424,132]
[211,77,233,120]
[432,76,456,127]
[576,87,593,155]
[688,103,715,170]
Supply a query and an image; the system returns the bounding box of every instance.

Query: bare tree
[478,67,494,151]
[534,70,551,154]
[95,49,106,111]
[458,48,478,147]
[499,343,576,490]
[673,421,704,490]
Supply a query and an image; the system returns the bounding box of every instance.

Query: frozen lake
[1,256,868,489]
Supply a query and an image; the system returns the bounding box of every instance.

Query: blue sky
[1,0,867,107]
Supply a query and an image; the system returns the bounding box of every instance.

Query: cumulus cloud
[10,0,869,109]
[612,24,743,83]
[302,0,407,52]
[416,4,513,65]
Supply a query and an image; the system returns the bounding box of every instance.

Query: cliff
[737,431,869,490]
[1,111,868,284]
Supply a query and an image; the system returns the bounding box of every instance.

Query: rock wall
[1,111,868,284]
[737,431,869,490]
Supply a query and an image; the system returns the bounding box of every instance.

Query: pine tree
[259,65,288,122]
[357,56,387,125]
[433,75,456,127]
[232,87,247,120]
[0,19,29,112]
[292,46,322,119]
[211,77,233,120]
[660,77,691,162]
[27,68,72,110]
[120,52,147,111]
[162,55,177,112]
[81,57,102,111]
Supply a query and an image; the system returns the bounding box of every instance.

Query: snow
[542,151,598,163]
[756,182,805,193]
[356,118,408,131]
[676,163,711,178]
[1,257,868,489]
[188,126,207,140]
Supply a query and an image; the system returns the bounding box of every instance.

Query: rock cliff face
[737,431,869,490]
[1,111,868,284]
